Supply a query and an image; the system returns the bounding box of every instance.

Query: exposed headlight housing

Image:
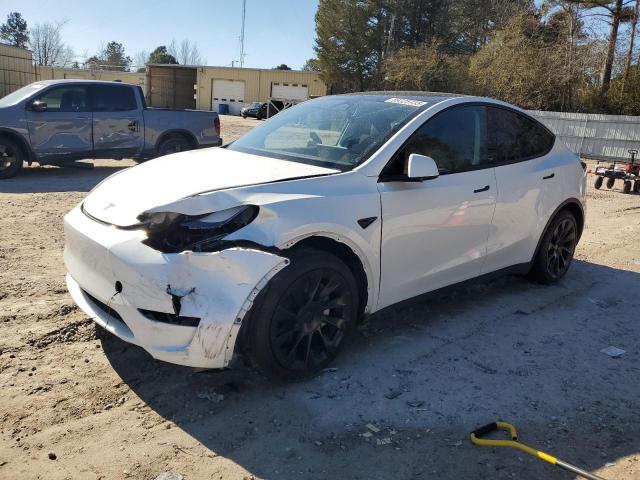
[139,205,259,253]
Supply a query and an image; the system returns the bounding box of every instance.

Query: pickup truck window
[36,85,89,112]
[91,84,137,112]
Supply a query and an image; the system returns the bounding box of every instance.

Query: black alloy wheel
[531,211,578,283]
[270,268,353,373]
[244,247,359,378]
[545,215,577,280]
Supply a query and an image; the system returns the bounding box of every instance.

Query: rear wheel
[530,211,578,284]
[245,248,359,379]
[594,176,603,189]
[623,180,632,194]
[634,180,640,193]
[0,137,23,179]
[157,134,191,157]
[606,177,615,189]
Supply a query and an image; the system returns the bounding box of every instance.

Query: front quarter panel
[159,171,383,314]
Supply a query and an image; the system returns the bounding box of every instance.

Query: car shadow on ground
[101,259,640,479]
[0,162,131,194]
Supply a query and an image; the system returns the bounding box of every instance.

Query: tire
[530,210,578,284]
[594,176,603,189]
[634,180,640,193]
[256,112,263,120]
[156,134,191,157]
[623,180,632,194]
[244,247,359,379]
[0,137,24,179]
[606,177,615,189]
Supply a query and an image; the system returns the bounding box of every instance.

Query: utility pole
[239,0,246,68]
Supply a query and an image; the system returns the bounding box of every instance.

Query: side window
[91,85,137,112]
[400,105,487,174]
[486,107,554,164]
[36,86,88,112]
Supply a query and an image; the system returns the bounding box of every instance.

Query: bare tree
[168,39,203,65]
[133,50,150,72]
[29,21,75,67]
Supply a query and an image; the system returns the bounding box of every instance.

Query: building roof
[145,63,321,75]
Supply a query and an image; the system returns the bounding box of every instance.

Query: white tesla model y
[64,93,586,377]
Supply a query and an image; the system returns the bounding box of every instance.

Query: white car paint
[64,93,586,370]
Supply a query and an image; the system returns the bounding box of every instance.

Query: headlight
[139,205,259,253]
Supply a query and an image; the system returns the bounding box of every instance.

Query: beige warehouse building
[0,44,326,114]
[146,64,326,114]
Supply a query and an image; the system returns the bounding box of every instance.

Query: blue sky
[1,0,319,70]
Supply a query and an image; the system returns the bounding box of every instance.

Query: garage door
[212,79,245,115]
[271,82,308,101]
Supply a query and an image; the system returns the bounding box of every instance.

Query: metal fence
[529,110,640,162]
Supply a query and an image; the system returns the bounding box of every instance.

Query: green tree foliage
[302,58,321,71]
[469,12,587,110]
[148,46,177,65]
[87,41,132,71]
[274,64,292,70]
[383,41,470,92]
[313,0,640,114]
[0,12,28,49]
[314,0,383,92]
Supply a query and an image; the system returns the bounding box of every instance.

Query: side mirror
[29,100,47,112]
[407,153,439,180]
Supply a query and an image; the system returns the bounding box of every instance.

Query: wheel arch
[531,198,585,263]
[155,129,198,152]
[0,128,34,164]
[287,235,371,320]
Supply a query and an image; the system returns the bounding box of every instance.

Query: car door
[377,105,497,310]
[481,106,559,274]
[90,84,143,159]
[25,84,92,162]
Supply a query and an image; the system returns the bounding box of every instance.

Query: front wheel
[606,177,615,189]
[244,248,359,379]
[623,180,632,194]
[530,211,578,284]
[0,137,23,179]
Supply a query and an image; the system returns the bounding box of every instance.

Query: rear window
[487,107,554,163]
[90,84,137,112]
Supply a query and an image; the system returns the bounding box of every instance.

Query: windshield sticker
[384,98,427,107]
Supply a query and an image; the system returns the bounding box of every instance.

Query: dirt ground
[1,114,639,480]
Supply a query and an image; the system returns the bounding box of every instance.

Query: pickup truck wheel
[0,138,23,179]
[245,247,358,379]
[157,134,191,157]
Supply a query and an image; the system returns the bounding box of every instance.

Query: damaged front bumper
[63,205,289,368]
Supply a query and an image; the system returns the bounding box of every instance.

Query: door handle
[127,120,138,132]
[543,173,555,180]
[473,185,490,193]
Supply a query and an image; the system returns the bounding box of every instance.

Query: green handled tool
[470,421,607,480]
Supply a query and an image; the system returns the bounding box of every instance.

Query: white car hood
[83,147,338,227]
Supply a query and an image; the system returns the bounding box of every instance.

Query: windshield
[249,102,262,108]
[0,83,47,107]
[228,95,424,170]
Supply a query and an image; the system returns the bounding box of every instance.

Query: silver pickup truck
[0,79,222,179]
